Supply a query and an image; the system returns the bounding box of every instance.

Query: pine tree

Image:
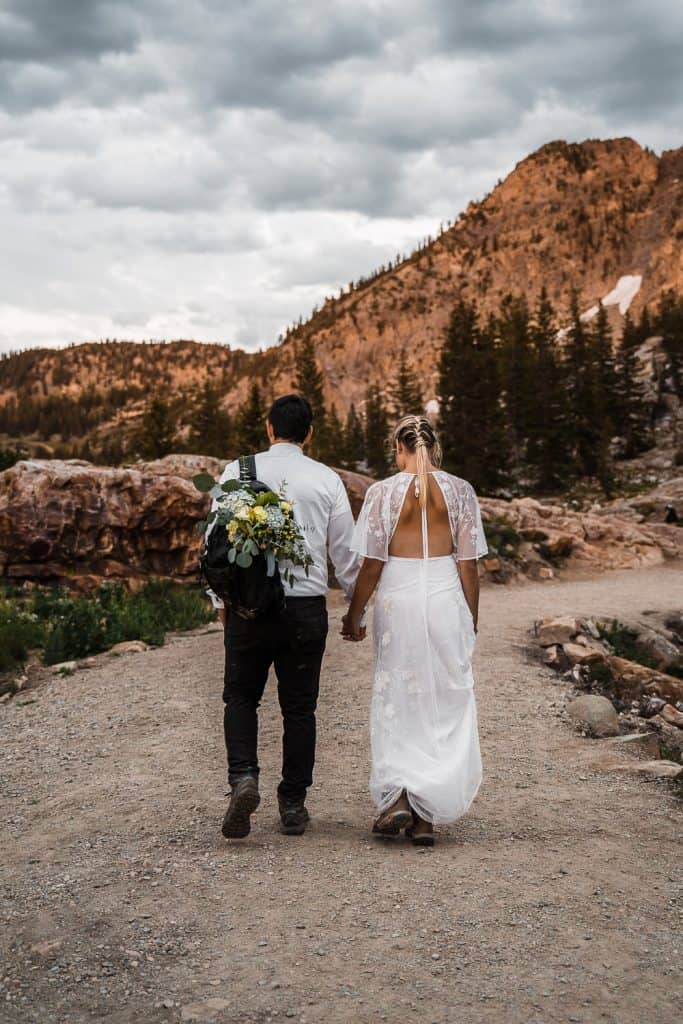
[133,396,177,459]
[343,403,365,471]
[591,301,619,430]
[364,384,390,478]
[292,336,330,458]
[325,403,346,467]
[388,350,423,418]
[235,380,267,452]
[563,295,614,493]
[527,288,573,492]
[187,383,232,458]
[656,290,683,397]
[614,325,651,457]
[437,299,509,493]
[497,293,534,458]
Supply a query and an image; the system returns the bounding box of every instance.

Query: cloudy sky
[0,0,681,354]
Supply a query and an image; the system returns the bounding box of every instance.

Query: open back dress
[351,470,488,824]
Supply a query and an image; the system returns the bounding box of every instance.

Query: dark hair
[268,394,313,443]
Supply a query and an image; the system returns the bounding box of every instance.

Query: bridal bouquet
[193,473,312,586]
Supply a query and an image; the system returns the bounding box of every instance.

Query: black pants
[223,596,328,803]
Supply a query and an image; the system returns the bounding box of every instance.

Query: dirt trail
[1,565,682,1024]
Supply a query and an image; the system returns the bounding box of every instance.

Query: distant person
[342,415,487,846]
[207,394,360,839]
[665,504,678,524]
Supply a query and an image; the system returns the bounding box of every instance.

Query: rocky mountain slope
[0,136,681,451]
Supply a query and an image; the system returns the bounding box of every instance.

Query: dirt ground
[1,565,682,1024]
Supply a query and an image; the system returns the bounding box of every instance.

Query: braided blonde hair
[392,414,442,508]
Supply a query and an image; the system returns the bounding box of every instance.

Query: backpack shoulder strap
[238,454,257,483]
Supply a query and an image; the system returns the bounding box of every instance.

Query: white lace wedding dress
[351,471,488,824]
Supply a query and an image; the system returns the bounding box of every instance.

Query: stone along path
[1,565,682,1024]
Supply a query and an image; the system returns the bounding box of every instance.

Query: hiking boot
[222,776,260,839]
[278,798,310,836]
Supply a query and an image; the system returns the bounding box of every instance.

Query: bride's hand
[341,613,366,642]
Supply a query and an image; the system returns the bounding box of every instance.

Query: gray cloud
[0,0,681,352]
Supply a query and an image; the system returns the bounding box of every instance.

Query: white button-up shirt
[207,442,361,608]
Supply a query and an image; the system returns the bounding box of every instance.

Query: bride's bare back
[388,473,454,558]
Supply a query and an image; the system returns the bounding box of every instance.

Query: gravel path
[2,565,682,1024]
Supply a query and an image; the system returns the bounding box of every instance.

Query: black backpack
[200,454,285,620]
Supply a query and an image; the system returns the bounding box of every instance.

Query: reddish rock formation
[0,457,373,586]
[0,458,680,588]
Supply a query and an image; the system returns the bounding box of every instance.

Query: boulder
[603,732,661,758]
[536,616,581,646]
[107,640,148,656]
[566,695,620,737]
[607,656,683,705]
[561,642,607,667]
[610,760,683,781]
[51,660,78,675]
[661,703,683,729]
[631,625,683,674]
[649,716,683,760]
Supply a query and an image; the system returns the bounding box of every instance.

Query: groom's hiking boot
[278,798,310,836]
[222,776,260,839]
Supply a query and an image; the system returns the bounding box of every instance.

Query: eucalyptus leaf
[228,548,236,564]
[206,511,217,522]
[266,550,276,577]
[236,550,253,568]
[192,473,216,493]
[221,479,242,493]
[209,484,224,500]
[195,520,207,535]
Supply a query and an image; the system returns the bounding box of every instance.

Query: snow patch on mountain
[602,274,643,314]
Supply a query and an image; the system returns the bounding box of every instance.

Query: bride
[341,414,487,846]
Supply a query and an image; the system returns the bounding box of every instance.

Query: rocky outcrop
[480,495,683,578]
[0,459,681,587]
[0,457,374,586]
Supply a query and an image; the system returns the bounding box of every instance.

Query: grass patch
[597,619,659,668]
[0,579,216,671]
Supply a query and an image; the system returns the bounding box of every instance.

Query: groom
[208,394,361,838]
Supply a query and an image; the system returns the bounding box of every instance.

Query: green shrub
[0,601,44,673]
[0,579,216,669]
[484,518,521,559]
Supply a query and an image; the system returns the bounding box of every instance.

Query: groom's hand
[341,613,366,641]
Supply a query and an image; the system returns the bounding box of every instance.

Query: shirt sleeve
[350,482,388,562]
[455,482,488,561]
[205,459,239,609]
[327,475,362,601]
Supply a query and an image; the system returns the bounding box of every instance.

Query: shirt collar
[268,442,304,456]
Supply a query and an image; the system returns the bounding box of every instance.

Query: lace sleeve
[350,482,388,561]
[455,482,488,561]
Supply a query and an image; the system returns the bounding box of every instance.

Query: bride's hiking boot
[406,810,434,847]
[372,791,413,836]
[221,776,260,839]
[278,798,310,836]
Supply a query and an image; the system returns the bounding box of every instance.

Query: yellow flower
[280,500,292,513]
[235,506,251,520]
[227,520,239,540]
[250,506,268,523]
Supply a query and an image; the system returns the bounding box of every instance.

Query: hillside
[0,136,682,460]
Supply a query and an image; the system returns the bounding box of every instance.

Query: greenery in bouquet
[193,473,313,586]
